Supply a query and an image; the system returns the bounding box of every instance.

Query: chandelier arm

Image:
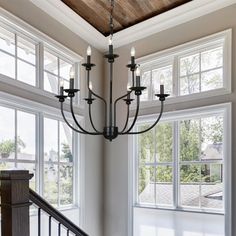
[70,98,102,135]
[120,95,140,134]
[89,87,107,127]
[121,101,164,135]
[120,105,130,133]
[88,103,102,133]
[60,103,86,134]
[114,90,132,126]
[86,70,107,126]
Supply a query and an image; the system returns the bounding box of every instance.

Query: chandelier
[56,0,169,141]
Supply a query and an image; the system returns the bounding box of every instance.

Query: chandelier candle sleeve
[89,81,93,99]
[160,74,165,94]
[131,47,135,65]
[87,46,91,64]
[60,79,64,96]
[136,67,141,87]
[109,36,113,55]
[69,66,75,89]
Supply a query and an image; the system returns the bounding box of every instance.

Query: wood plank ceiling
[61,0,192,36]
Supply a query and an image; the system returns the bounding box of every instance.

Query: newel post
[0,170,33,236]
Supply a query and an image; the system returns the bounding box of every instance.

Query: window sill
[134,203,224,215]
[130,88,231,111]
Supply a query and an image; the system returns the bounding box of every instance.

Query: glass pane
[180,164,201,207]
[17,163,36,190]
[201,164,223,209]
[180,119,200,161]
[180,53,199,76]
[60,60,72,79]
[201,68,223,92]
[0,26,15,54]
[44,118,58,162]
[140,71,151,101]
[60,164,73,205]
[138,166,155,204]
[17,36,36,64]
[0,106,15,160]
[60,122,73,162]
[156,166,173,205]
[44,164,58,206]
[201,47,223,71]
[44,49,58,75]
[156,122,173,162]
[17,111,36,160]
[138,125,154,164]
[180,74,200,95]
[17,60,36,86]
[44,72,58,93]
[0,51,15,78]
[201,116,223,161]
[152,65,173,98]
[0,161,15,170]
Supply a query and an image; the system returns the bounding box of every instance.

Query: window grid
[0,102,77,209]
[136,111,225,214]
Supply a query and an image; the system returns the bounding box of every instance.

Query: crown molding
[30,0,236,52]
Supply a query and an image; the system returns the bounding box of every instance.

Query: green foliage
[0,137,25,158]
[61,143,73,162]
[138,116,223,195]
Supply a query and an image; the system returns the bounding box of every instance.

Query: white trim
[0,7,82,61]
[129,103,232,236]
[30,0,236,51]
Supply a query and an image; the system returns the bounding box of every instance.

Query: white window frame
[128,103,231,236]
[0,7,83,107]
[131,29,232,109]
[0,92,82,211]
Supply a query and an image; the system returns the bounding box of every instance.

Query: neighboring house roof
[201,143,222,160]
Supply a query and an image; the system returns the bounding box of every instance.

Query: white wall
[0,1,105,236]
[104,5,236,236]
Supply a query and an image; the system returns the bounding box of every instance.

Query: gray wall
[0,1,104,236]
[104,5,236,236]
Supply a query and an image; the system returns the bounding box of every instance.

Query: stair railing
[0,170,88,236]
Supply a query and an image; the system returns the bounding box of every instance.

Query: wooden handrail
[29,189,88,236]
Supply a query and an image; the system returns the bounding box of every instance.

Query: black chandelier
[56,0,169,141]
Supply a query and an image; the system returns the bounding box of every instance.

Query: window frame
[0,9,83,106]
[131,29,232,109]
[132,103,231,214]
[0,92,82,211]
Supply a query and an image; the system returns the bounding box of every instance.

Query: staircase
[0,170,88,236]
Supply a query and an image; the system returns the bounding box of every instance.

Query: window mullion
[173,120,179,209]
[14,109,17,167]
[58,120,60,207]
[38,113,44,196]
[15,33,17,81]
[173,56,179,96]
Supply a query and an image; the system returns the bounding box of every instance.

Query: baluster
[38,208,41,236]
[49,216,52,236]
[58,223,61,236]
[67,229,70,236]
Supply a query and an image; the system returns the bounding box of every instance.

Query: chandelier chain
[109,0,114,37]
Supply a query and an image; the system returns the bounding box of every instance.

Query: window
[0,22,81,98]
[0,100,78,208]
[136,30,231,103]
[135,104,230,213]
